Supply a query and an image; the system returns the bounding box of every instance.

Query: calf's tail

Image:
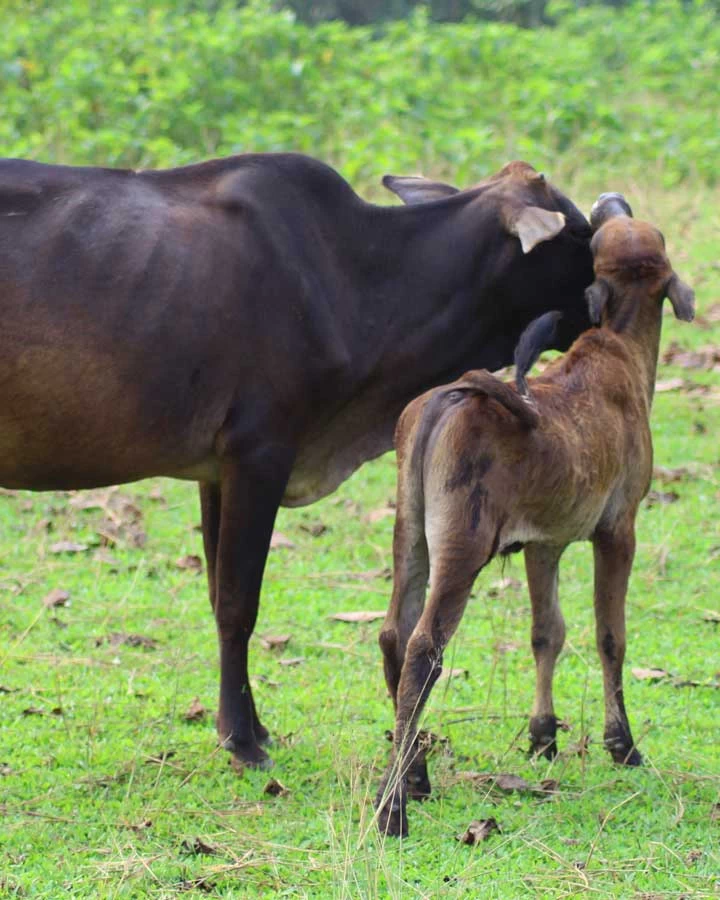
[454,370,539,430]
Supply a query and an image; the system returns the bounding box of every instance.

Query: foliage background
[2,0,719,188]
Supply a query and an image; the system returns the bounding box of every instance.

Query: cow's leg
[593,525,642,766]
[376,532,492,837]
[199,482,221,613]
[378,501,430,799]
[524,543,566,758]
[212,450,293,767]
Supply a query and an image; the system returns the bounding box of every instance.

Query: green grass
[1,184,718,898]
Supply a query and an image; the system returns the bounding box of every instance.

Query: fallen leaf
[644,490,679,508]
[0,686,17,694]
[270,531,295,550]
[535,778,560,797]
[300,522,328,537]
[126,819,152,832]
[0,763,12,776]
[488,577,523,596]
[175,554,203,572]
[329,610,386,623]
[711,802,720,822]
[456,818,500,845]
[365,506,395,524]
[702,611,720,624]
[655,378,686,393]
[49,541,89,554]
[632,667,670,682]
[652,465,693,483]
[263,777,289,797]
[183,698,207,722]
[96,632,159,650]
[260,634,291,651]
[438,667,469,682]
[493,773,531,792]
[180,837,217,856]
[662,341,720,370]
[22,707,46,716]
[42,588,70,608]
[278,657,304,667]
[352,567,392,582]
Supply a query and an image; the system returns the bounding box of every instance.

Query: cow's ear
[585,278,612,325]
[382,175,459,205]
[665,272,695,322]
[504,205,566,254]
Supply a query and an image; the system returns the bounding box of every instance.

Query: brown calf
[375,195,695,837]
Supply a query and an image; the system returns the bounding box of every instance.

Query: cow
[0,153,593,769]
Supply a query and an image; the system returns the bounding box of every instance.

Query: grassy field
[1,181,718,898]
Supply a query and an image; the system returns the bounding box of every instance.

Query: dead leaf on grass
[365,506,396,524]
[0,686,17,694]
[329,610,386,623]
[180,837,218,856]
[653,465,693,483]
[42,588,70,608]
[644,490,679,508]
[183,698,207,722]
[260,634,291,651]
[456,817,500,845]
[632,667,670,682]
[144,750,176,765]
[702,611,720,624]
[655,378,687,393]
[438,667,469,682]
[535,778,560,797]
[49,541,89,554]
[0,763,12,776]
[263,777,289,797]
[300,521,328,537]
[278,657,304,667]
[96,632,159,650]
[175,554,203,572]
[270,531,295,550]
[126,819,152,832]
[488,577,523,596]
[662,341,720,371]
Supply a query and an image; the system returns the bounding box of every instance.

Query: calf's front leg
[593,524,642,766]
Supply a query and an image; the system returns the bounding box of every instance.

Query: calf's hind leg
[524,543,566,758]
[378,492,431,799]
[376,531,494,837]
[593,525,642,766]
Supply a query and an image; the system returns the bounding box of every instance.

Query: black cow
[0,153,593,768]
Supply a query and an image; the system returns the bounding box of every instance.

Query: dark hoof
[608,744,643,766]
[375,779,408,838]
[221,734,274,770]
[407,765,432,801]
[529,715,558,759]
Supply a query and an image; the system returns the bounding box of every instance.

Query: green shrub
[1,0,717,185]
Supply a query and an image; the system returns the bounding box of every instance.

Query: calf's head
[585,195,695,328]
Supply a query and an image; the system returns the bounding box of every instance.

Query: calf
[376,194,695,837]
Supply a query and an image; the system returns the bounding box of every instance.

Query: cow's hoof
[376,798,408,838]
[407,765,432,801]
[604,728,642,767]
[221,735,274,770]
[254,723,273,747]
[375,777,408,837]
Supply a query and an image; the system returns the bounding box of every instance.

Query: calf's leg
[593,525,642,766]
[524,543,566,758]
[378,493,431,799]
[376,533,493,837]
[210,449,293,767]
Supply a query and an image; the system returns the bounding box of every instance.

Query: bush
[1,0,717,186]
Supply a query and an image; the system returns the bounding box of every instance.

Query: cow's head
[383,161,594,358]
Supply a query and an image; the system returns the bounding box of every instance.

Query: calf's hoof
[529,715,558,760]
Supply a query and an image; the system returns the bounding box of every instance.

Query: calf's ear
[585,278,612,325]
[382,175,459,205]
[505,206,566,254]
[665,273,695,322]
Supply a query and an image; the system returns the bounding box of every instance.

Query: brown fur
[375,213,695,837]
